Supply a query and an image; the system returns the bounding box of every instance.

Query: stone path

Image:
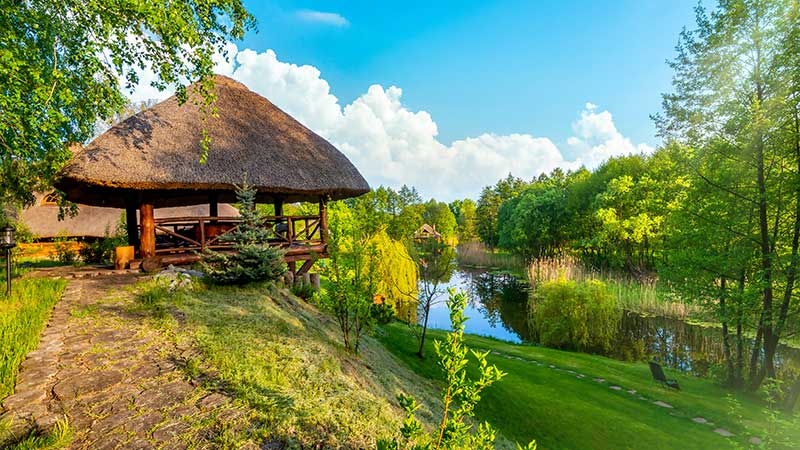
[484,349,766,447]
[0,274,258,449]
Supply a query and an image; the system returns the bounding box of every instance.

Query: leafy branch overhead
[0,0,255,207]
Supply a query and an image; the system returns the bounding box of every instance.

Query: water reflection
[423,267,800,376]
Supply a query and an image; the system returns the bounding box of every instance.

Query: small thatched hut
[414,223,442,241]
[55,75,370,272]
[20,192,238,239]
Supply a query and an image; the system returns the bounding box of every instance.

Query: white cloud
[122,44,655,201]
[296,10,349,27]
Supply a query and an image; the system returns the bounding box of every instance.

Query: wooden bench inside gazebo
[56,75,370,274]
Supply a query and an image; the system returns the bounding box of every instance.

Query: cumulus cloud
[122,44,654,201]
[296,10,349,27]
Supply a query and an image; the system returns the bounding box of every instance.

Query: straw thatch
[21,193,238,239]
[56,75,370,208]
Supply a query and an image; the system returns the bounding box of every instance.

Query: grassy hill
[139,280,447,449]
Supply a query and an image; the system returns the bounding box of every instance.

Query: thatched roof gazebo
[55,75,369,272]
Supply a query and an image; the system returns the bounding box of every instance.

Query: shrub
[370,300,396,324]
[290,282,316,300]
[53,235,79,264]
[377,289,537,450]
[79,234,126,265]
[200,185,287,285]
[530,278,619,353]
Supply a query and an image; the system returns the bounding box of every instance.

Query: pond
[423,267,800,377]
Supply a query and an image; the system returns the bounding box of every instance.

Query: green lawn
[0,272,66,399]
[378,324,800,450]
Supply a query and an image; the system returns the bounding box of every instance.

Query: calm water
[423,267,800,376]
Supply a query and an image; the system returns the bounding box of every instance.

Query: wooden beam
[297,259,315,275]
[139,203,156,258]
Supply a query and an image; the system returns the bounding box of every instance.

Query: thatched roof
[21,193,238,239]
[414,223,442,239]
[56,75,370,208]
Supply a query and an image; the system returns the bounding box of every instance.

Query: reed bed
[456,242,525,273]
[527,255,700,320]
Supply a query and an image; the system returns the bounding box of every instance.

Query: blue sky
[237,0,698,149]
[130,1,704,200]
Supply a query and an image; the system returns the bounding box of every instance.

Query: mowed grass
[0,273,67,399]
[378,324,800,450]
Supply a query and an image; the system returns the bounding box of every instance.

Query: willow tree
[368,230,419,323]
[0,0,254,208]
[656,0,800,390]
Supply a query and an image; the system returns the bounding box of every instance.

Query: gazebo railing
[151,215,323,254]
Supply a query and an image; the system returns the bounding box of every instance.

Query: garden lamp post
[1,226,16,297]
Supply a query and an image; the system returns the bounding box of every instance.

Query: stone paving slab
[0,275,256,449]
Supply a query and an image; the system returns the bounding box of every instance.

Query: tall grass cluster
[456,242,525,273]
[527,255,699,320]
[0,276,67,399]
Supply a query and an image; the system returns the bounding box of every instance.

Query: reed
[526,255,699,320]
[455,242,525,273]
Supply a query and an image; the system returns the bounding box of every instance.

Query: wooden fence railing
[151,215,323,255]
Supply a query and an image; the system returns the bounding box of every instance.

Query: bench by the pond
[649,361,680,390]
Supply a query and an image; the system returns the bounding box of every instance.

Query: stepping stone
[610,385,622,391]
[593,378,605,383]
[549,365,556,368]
[576,374,585,379]
[638,396,647,401]
[692,417,708,424]
[653,401,673,408]
[627,389,637,395]
[713,428,734,437]
[749,437,763,445]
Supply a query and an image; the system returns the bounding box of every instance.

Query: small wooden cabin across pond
[56,75,369,274]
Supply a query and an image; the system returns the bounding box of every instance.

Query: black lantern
[1,226,15,297]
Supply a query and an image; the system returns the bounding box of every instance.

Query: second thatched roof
[56,75,370,208]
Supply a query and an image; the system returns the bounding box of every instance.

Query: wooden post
[125,202,139,249]
[310,273,321,293]
[139,203,156,258]
[287,260,296,276]
[319,197,328,244]
[274,198,284,217]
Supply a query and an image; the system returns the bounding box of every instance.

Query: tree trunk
[719,277,735,386]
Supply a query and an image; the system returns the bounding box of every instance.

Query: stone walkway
[0,274,258,449]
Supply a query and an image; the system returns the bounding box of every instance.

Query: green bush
[79,236,125,264]
[530,279,619,353]
[200,185,287,285]
[290,282,316,300]
[53,236,79,264]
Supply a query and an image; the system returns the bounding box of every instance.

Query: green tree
[476,174,527,249]
[449,199,478,242]
[423,200,458,242]
[655,0,800,390]
[0,1,254,208]
[200,185,287,285]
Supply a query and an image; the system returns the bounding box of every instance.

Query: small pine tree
[200,185,287,285]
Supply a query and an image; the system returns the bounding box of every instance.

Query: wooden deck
[133,214,328,273]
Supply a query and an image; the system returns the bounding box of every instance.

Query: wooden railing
[151,215,323,255]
